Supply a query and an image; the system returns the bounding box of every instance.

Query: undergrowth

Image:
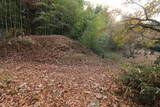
[120,57,160,106]
[18,36,34,46]
[103,52,122,61]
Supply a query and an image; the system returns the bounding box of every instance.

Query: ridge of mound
[0,35,95,64]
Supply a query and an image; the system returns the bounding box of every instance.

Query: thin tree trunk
[1,0,4,31]
[9,0,13,29]
[20,0,23,30]
[5,0,8,32]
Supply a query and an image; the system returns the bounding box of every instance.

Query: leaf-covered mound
[0,35,94,64]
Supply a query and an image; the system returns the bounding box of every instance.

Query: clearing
[0,35,139,107]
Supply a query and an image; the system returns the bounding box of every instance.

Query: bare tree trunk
[20,0,23,31]
[1,0,4,36]
[5,0,8,32]
[9,0,13,29]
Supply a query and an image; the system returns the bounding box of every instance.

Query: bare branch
[130,0,148,19]
[138,23,160,32]
[141,32,160,40]
[122,15,160,32]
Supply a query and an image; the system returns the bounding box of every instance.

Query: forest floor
[0,35,145,107]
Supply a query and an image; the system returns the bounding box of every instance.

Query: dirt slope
[0,35,140,107]
[0,35,95,64]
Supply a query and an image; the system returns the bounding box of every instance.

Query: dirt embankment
[0,35,96,65]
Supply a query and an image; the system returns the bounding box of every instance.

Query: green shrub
[18,36,34,46]
[80,29,121,57]
[92,34,120,54]
[0,29,24,39]
[155,56,160,65]
[103,52,122,61]
[120,62,160,106]
[150,41,160,52]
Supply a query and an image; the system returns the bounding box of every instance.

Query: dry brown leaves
[0,35,140,107]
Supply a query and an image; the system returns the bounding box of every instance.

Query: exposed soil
[0,35,140,107]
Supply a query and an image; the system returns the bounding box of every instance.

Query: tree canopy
[123,0,160,39]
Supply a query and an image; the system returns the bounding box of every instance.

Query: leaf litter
[0,35,141,107]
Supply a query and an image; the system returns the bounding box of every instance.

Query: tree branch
[140,32,160,40]
[130,0,148,19]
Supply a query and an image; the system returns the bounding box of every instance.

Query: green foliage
[0,0,85,36]
[18,36,34,46]
[91,33,119,54]
[154,56,160,65]
[33,0,84,35]
[76,6,120,55]
[92,33,109,54]
[0,28,24,39]
[0,0,120,58]
[32,0,119,56]
[150,41,160,52]
[121,62,160,105]
[2,31,13,38]
[103,52,122,60]
[0,0,26,34]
